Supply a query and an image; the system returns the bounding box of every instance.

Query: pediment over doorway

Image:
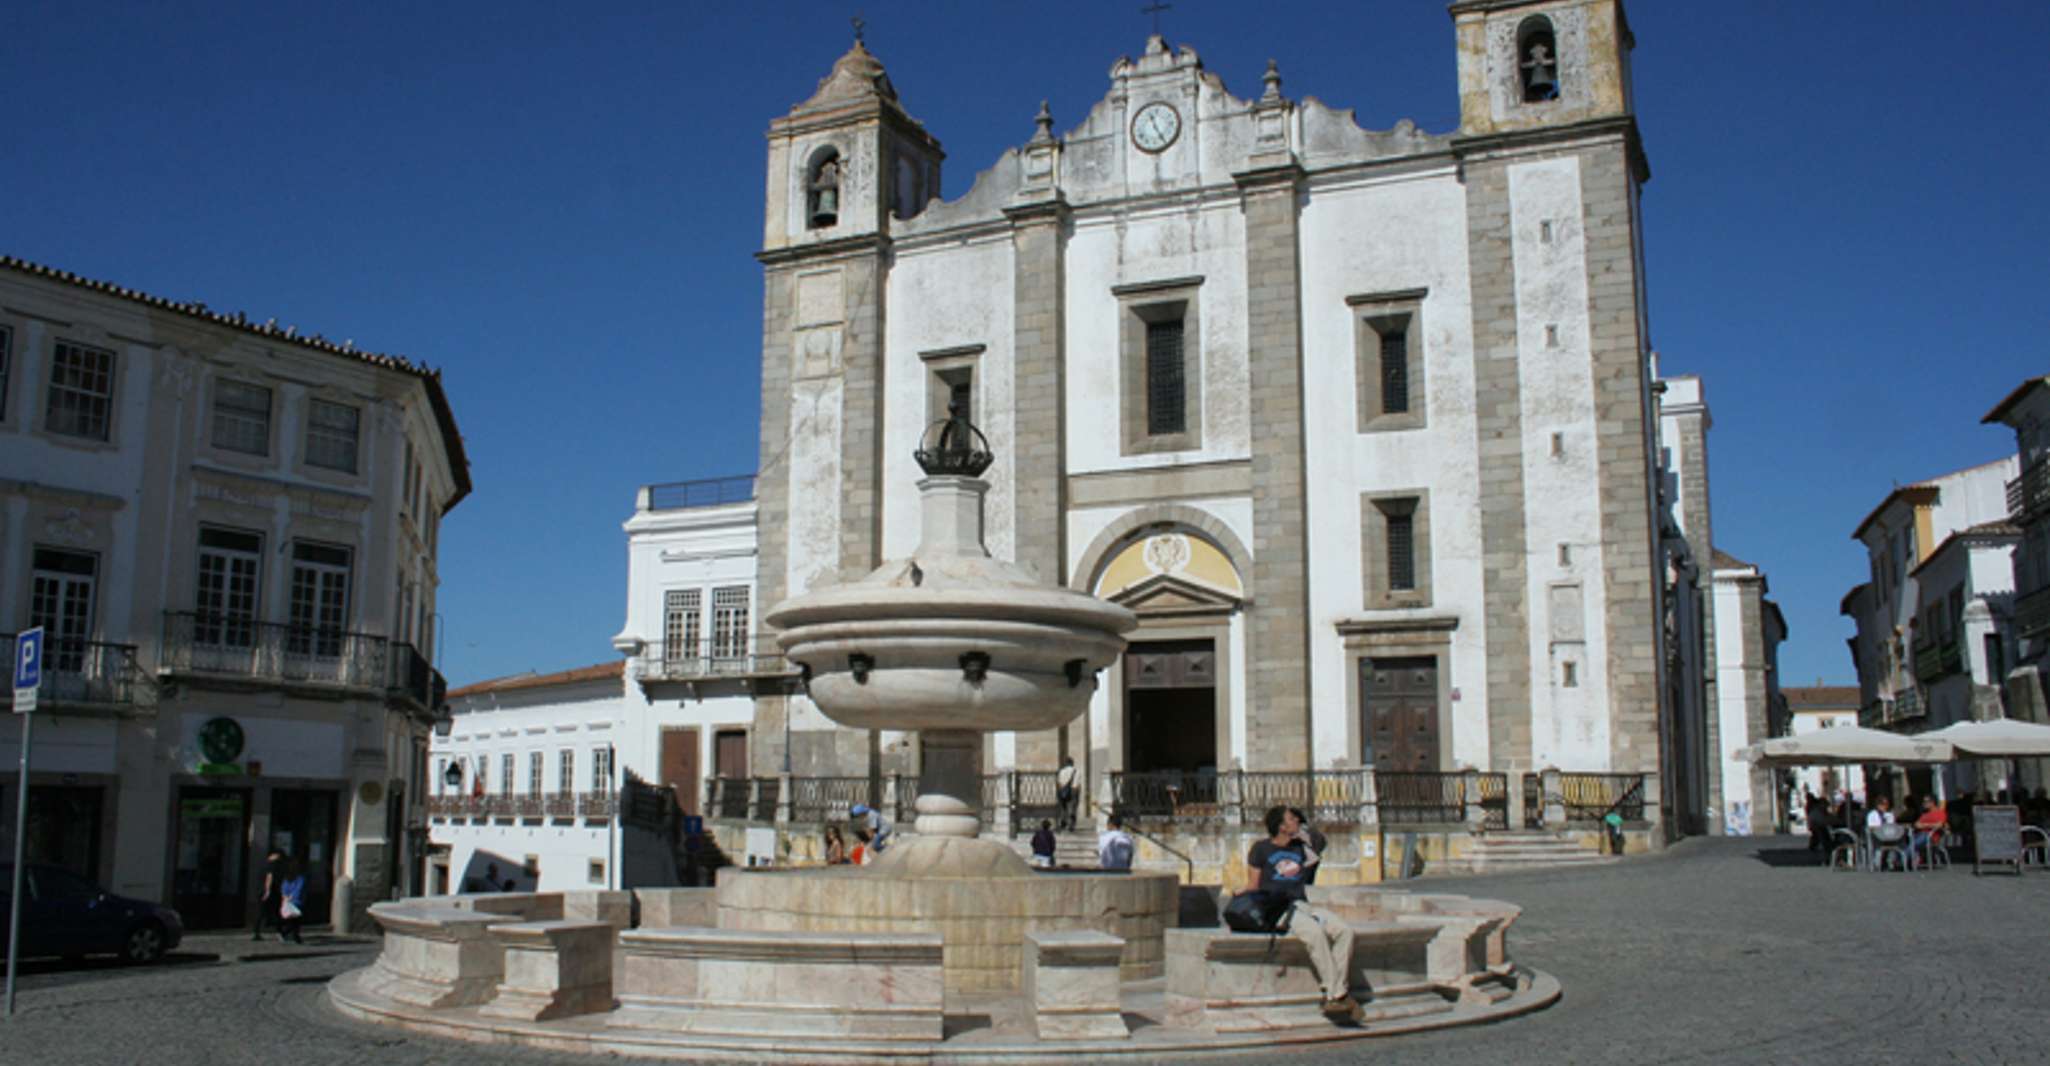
[1107,573,1242,617]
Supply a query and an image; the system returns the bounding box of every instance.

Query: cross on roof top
[1142,1,1171,36]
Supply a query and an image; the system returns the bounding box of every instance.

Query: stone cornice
[1334,614,1461,637]
[1231,160,1306,194]
[1451,115,1650,184]
[1001,194,1070,226]
[755,232,892,267]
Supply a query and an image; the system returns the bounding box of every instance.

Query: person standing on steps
[1055,757,1079,832]
[1097,813,1135,871]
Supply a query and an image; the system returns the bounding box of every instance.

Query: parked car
[0,864,184,964]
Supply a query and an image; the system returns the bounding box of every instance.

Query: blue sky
[4,2,2046,690]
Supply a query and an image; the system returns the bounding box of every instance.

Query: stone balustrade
[632,887,718,928]
[610,926,946,1042]
[1022,930,1129,1041]
[481,920,616,1021]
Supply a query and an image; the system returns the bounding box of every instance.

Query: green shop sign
[198,716,246,765]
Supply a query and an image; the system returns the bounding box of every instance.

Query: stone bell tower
[753,37,944,776]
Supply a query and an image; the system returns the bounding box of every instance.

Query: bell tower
[1450,0,1636,137]
[753,37,943,777]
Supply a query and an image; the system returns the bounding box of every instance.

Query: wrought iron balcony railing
[2018,584,2050,640]
[161,612,388,691]
[640,635,797,683]
[388,641,446,712]
[0,634,145,709]
[1912,640,1962,684]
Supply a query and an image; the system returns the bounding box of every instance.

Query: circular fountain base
[716,863,1177,994]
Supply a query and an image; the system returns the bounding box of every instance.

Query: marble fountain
[329,414,1559,1061]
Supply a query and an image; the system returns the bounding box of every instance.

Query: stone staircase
[1002,827,1102,869]
[1467,830,1619,873]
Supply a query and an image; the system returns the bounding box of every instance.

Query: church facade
[748,0,1675,822]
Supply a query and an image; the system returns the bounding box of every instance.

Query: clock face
[1131,102,1181,153]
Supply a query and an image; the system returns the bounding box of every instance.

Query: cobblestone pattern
[8,839,2046,1064]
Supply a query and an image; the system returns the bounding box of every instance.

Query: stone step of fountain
[1469,831,1619,871]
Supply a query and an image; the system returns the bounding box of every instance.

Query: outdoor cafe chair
[1829,827,1864,871]
[1867,823,1911,873]
[2024,826,2049,870]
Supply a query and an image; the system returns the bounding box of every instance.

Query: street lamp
[443,758,464,791]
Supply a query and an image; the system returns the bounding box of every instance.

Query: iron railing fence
[1375,770,1468,824]
[646,475,757,511]
[1238,770,1370,826]
[0,634,145,707]
[1011,770,1062,827]
[1475,772,1509,829]
[2006,458,2050,522]
[750,777,781,823]
[1108,770,1225,823]
[1560,773,1646,823]
[789,776,874,823]
[161,611,388,690]
[1522,773,1544,828]
[642,634,795,681]
[711,777,751,820]
[389,641,445,710]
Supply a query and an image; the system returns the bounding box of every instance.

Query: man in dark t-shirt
[253,849,285,941]
[1240,807,1357,1019]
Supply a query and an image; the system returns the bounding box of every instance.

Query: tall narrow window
[1145,319,1186,436]
[46,341,116,441]
[558,749,575,795]
[31,548,98,672]
[591,746,613,795]
[0,325,13,418]
[712,586,751,661]
[1379,326,1409,415]
[664,589,703,665]
[288,541,352,658]
[210,380,272,456]
[1387,512,1416,592]
[500,753,515,797]
[529,751,544,797]
[196,527,263,647]
[306,400,360,472]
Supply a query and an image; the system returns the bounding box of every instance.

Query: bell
[811,187,839,228]
[1522,43,1559,101]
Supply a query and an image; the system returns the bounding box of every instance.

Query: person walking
[1240,806,1358,1021]
[1030,819,1057,869]
[1805,791,1831,862]
[252,847,285,941]
[1097,814,1135,871]
[277,859,308,944]
[1055,757,1079,832]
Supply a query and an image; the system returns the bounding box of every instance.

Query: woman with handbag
[278,859,307,945]
[1232,806,1358,1021]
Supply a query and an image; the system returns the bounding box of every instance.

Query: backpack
[1223,890,1293,934]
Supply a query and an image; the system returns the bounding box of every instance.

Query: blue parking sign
[13,628,42,712]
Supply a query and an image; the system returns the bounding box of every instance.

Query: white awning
[1922,718,2050,757]
[1738,726,1954,767]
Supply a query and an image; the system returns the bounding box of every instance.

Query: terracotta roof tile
[1784,685,1861,710]
[449,660,623,699]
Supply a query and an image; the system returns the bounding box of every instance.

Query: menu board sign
[1973,805,2024,875]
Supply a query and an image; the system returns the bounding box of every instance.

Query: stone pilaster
[1577,144,1662,774]
[1461,158,1534,775]
[1235,163,1312,771]
[752,267,796,776]
[1005,195,1071,770]
[1672,404,1719,814]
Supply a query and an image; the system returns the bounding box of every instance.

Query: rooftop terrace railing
[645,475,756,512]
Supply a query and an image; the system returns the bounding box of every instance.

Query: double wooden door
[1363,657,1440,772]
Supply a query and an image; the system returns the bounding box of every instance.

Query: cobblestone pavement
[5,836,2047,1065]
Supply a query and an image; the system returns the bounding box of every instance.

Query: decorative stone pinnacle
[1032,100,1055,143]
[1262,58,1283,102]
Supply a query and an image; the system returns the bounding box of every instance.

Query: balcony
[645,475,756,511]
[638,635,798,687]
[387,641,447,713]
[2018,584,2050,640]
[1892,687,1926,724]
[0,634,148,711]
[2007,457,2050,522]
[1912,640,1963,684]
[161,612,388,695]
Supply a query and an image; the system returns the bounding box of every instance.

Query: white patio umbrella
[1739,726,1955,768]
[1922,719,2050,757]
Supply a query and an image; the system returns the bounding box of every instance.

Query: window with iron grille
[529,751,544,797]
[1145,319,1185,436]
[288,541,351,658]
[501,753,515,796]
[664,589,703,664]
[306,399,360,473]
[559,749,575,795]
[591,746,612,794]
[46,341,116,441]
[0,325,12,418]
[711,586,750,660]
[197,526,263,647]
[1379,326,1409,414]
[31,547,97,672]
[210,380,272,456]
[1387,512,1416,591]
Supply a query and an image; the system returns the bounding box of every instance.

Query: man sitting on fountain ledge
[1237,806,1360,1022]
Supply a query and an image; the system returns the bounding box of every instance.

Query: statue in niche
[808,155,841,229]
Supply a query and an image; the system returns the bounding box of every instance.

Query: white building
[429,478,769,893]
[1780,686,1865,812]
[1843,456,2018,800]
[745,1,1696,836]
[0,254,467,931]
